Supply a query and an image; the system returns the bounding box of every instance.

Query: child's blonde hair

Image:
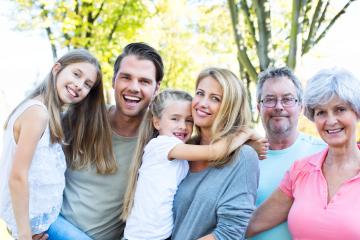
[121,89,192,220]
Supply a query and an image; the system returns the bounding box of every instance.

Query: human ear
[153,117,161,131]
[154,82,160,94]
[52,63,62,76]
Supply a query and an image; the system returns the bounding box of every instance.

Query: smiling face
[112,55,159,118]
[192,76,223,132]
[314,96,359,148]
[258,76,302,138]
[153,100,193,142]
[54,62,97,105]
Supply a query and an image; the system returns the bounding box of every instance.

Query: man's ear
[153,116,161,131]
[52,63,62,76]
[154,81,160,94]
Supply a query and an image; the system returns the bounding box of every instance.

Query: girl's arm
[168,129,253,161]
[246,188,293,237]
[247,138,269,160]
[9,106,48,240]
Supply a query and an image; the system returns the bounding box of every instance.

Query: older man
[250,67,326,240]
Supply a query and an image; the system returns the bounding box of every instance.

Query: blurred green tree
[227,0,356,104]
[14,0,149,97]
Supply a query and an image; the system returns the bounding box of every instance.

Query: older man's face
[258,77,302,138]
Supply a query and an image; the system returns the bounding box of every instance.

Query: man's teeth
[327,129,343,134]
[124,96,141,102]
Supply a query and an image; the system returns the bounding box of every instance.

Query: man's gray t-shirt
[61,133,137,240]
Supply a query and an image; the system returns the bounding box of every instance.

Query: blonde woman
[121,89,263,240]
[171,68,260,240]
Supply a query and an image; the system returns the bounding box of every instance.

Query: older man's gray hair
[304,68,360,121]
[256,66,303,103]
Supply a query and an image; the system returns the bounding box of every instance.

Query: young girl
[0,49,113,240]
[121,89,265,240]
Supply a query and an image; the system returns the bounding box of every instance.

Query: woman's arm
[168,129,254,161]
[9,106,48,240]
[246,188,294,237]
[210,146,259,240]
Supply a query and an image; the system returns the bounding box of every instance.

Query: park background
[1,0,360,239]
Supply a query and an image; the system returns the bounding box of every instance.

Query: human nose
[274,99,284,110]
[198,96,209,108]
[128,79,140,93]
[325,113,338,125]
[178,120,186,130]
[73,78,84,90]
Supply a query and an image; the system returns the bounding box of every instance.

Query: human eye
[120,74,130,80]
[315,110,325,116]
[84,81,93,89]
[264,97,276,104]
[282,97,294,105]
[195,90,204,96]
[186,118,194,124]
[73,71,80,77]
[336,106,347,113]
[140,79,150,85]
[211,96,221,102]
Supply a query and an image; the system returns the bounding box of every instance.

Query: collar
[308,147,329,171]
[308,144,360,171]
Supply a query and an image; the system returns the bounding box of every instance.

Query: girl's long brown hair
[5,49,115,174]
[61,50,116,174]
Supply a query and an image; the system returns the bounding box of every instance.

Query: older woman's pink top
[279,146,360,240]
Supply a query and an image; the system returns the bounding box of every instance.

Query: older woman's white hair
[304,68,360,121]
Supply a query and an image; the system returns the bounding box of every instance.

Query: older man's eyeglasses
[260,97,299,108]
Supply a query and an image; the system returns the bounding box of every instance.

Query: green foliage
[227,0,356,80]
[14,0,149,90]
[12,0,356,111]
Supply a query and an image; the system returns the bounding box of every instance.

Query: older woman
[247,68,360,239]
[171,68,260,240]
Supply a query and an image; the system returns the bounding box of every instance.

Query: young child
[0,49,112,240]
[121,89,266,240]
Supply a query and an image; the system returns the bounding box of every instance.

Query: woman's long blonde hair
[193,67,251,167]
[121,89,192,220]
[5,49,115,174]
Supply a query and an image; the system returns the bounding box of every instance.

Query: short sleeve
[279,161,299,198]
[144,136,183,163]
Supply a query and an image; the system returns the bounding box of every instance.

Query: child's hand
[248,138,269,160]
[32,232,48,240]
